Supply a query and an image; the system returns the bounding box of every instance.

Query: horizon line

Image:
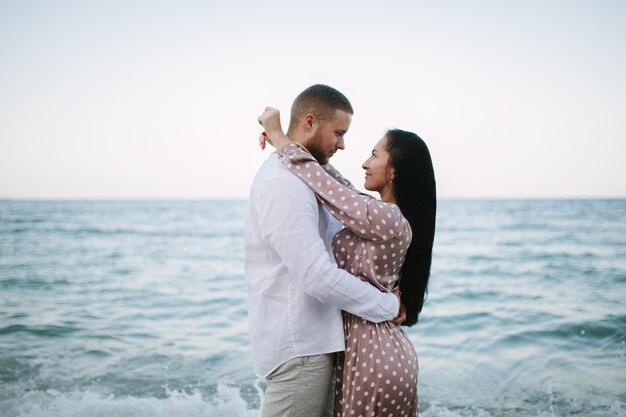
[1,196,625,202]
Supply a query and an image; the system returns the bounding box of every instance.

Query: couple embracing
[245,84,436,417]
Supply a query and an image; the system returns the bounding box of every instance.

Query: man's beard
[306,128,329,165]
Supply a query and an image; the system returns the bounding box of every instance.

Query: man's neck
[286,129,308,148]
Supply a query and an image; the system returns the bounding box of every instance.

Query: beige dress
[278,142,419,417]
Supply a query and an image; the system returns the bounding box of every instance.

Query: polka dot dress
[279,142,419,417]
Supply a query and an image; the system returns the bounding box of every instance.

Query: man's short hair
[288,84,354,131]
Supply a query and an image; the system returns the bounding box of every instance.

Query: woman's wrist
[271,132,291,149]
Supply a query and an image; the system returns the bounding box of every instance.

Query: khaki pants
[261,353,335,417]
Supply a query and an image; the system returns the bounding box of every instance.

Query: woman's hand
[257,106,291,150]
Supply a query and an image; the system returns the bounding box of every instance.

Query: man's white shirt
[244,153,399,377]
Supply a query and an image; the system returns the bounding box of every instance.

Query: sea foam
[0,384,261,417]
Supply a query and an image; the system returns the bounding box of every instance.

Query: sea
[0,199,624,417]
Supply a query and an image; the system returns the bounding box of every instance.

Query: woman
[259,108,436,417]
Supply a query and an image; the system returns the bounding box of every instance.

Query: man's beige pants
[261,353,335,417]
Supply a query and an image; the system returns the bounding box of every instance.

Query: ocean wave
[4,227,30,234]
[0,277,71,289]
[420,401,626,417]
[484,315,626,354]
[0,324,79,337]
[2,224,243,239]
[0,383,626,417]
[0,386,623,417]
[0,384,261,417]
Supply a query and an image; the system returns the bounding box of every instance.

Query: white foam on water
[421,404,494,417]
[419,401,626,417]
[3,388,624,417]
[0,383,261,417]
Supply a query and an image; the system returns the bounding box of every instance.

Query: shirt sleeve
[278,142,407,242]
[255,174,399,323]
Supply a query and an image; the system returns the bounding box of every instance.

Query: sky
[1,0,625,199]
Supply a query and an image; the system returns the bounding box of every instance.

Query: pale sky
[1,0,625,199]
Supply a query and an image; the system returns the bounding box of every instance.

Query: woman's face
[362,136,395,195]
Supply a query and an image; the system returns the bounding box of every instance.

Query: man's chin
[310,153,329,165]
[307,146,330,165]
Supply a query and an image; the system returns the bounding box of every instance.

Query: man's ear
[302,113,318,133]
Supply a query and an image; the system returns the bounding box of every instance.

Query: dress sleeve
[322,163,356,190]
[278,142,407,242]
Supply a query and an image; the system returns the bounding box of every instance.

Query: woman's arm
[258,106,357,191]
[322,162,356,190]
[258,105,407,242]
[258,106,291,151]
[278,141,406,242]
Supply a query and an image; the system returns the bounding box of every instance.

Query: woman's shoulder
[368,200,405,222]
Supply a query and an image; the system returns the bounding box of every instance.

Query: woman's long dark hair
[385,129,436,326]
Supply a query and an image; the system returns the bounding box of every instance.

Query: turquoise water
[0,199,624,417]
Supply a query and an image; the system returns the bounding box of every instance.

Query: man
[245,84,401,417]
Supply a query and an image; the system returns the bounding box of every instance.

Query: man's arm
[256,175,399,323]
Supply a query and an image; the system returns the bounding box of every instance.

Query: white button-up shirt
[245,153,399,377]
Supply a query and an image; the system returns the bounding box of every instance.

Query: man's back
[244,153,344,378]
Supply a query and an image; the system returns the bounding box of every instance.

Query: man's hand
[391,290,406,325]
